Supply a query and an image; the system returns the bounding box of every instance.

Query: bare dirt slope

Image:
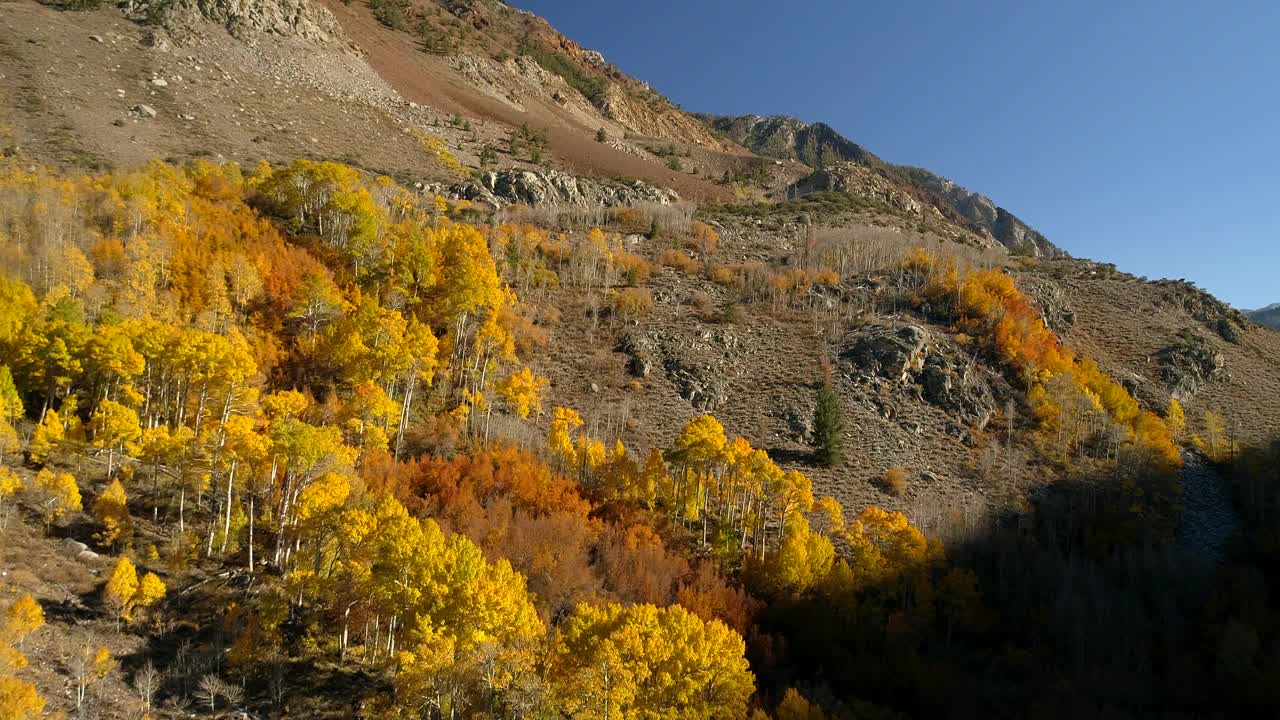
[313,0,744,202]
[0,2,484,180]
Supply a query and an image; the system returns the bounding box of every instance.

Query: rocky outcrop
[1155,332,1225,399]
[920,354,996,430]
[1154,280,1249,344]
[844,323,996,429]
[618,333,655,379]
[701,114,877,166]
[787,163,929,217]
[443,168,679,209]
[907,170,1059,257]
[122,0,344,45]
[1019,276,1076,333]
[846,324,929,384]
[663,354,727,412]
[620,328,735,412]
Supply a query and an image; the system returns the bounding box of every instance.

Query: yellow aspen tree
[637,447,667,509]
[548,407,583,471]
[26,469,81,531]
[3,595,44,648]
[0,468,20,527]
[0,676,45,719]
[1165,398,1186,442]
[777,687,828,720]
[92,479,132,550]
[496,367,547,420]
[27,409,63,464]
[89,399,142,480]
[103,556,139,630]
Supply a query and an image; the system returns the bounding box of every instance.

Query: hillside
[1,0,1279,718]
[703,114,1061,257]
[1248,302,1280,328]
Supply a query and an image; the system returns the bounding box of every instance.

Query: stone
[89,34,104,43]
[151,77,169,87]
[132,103,157,118]
[142,29,172,52]
[62,538,89,555]
[77,550,100,563]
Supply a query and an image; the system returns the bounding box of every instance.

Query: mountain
[1249,302,1280,328]
[702,113,1060,257]
[2,1,1280,718]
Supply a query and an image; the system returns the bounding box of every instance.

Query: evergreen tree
[812,384,843,466]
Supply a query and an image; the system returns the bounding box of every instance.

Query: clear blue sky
[514,0,1279,309]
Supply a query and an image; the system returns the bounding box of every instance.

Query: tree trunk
[220,461,237,554]
[247,494,255,573]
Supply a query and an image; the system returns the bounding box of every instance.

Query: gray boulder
[1156,333,1225,399]
[920,354,995,430]
[845,324,928,384]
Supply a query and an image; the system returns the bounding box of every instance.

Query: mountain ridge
[1248,302,1280,328]
[701,113,1061,257]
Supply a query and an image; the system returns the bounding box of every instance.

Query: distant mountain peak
[1248,303,1280,329]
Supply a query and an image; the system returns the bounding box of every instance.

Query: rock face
[122,0,344,44]
[920,354,996,430]
[446,169,679,209]
[700,114,876,166]
[1156,332,1225,399]
[846,325,929,384]
[844,323,996,429]
[620,329,733,412]
[705,113,1062,258]
[787,163,929,217]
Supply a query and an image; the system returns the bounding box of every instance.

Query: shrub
[662,249,698,274]
[613,251,653,285]
[708,264,738,287]
[612,288,653,322]
[689,291,717,321]
[884,467,908,497]
[607,206,644,228]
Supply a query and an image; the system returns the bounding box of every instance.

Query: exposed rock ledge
[429,168,680,209]
[121,0,344,45]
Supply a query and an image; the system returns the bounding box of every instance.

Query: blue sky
[514,1,1279,309]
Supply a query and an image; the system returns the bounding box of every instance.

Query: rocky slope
[704,114,1061,257]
